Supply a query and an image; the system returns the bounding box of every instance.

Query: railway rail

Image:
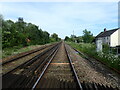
[2,43,56,65]
[31,42,117,90]
[2,42,119,89]
[2,42,61,88]
[32,42,83,89]
[72,47,120,75]
[72,47,120,81]
[2,43,57,75]
[66,44,120,90]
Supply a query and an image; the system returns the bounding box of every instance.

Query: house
[95,28,120,54]
[18,17,24,22]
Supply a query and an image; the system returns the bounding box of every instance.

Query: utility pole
[73,30,74,36]
[73,30,74,42]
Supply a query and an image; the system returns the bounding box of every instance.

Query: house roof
[95,28,119,38]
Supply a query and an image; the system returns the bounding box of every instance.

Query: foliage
[82,29,94,43]
[2,16,61,49]
[64,35,83,43]
[102,44,110,54]
[75,36,83,43]
[67,42,120,71]
[2,44,40,58]
[50,33,61,42]
[64,36,70,41]
[97,52,120,70]
[64,29,94,43]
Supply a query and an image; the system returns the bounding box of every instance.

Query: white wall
[101,36,110,45]
[96,38,102,52]
[110,30,119,47]
[118,29,120,46]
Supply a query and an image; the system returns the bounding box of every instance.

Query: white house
[95,28,120,54]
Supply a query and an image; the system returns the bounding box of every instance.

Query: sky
[0,2,119,39]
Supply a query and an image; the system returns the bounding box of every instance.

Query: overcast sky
[0,2,119,39]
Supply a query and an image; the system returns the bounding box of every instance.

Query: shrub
[67,42,120,71]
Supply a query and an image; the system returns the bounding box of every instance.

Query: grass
[67,42,120,71]
[2,45,41,58]
[2,42,57,59]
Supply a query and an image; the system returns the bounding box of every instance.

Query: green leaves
[2,17,60,49]
[64,29,94,43]
[82,29,94,43]
[50,33,61,42]
[68,42,120,71]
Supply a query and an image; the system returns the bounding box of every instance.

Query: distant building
[95,28,120,54]
[18,17,23,22]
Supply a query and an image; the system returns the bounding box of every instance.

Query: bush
[67,42,120,71]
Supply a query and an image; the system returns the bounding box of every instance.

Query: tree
[0,14,3,26]
[51,33,59,42]
[64,36,70,41]
[2,17,60,49]
[0,16,2,49]
[42,31,50,44]
[76,36,83,43]
[82,29,94,43]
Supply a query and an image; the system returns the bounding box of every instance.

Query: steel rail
[14,44,60,88]
[66,44,120,90]
[72,46,120,75]
[2,43,59,77]
[24,45,60,88]
[1,43,57,65]
[32,44,60,90]
[2,43,61,88]
[64,44,83,90]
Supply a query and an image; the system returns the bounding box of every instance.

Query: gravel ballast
[44,43,74,82]
[65,44,120,89]
[2,43,55,74]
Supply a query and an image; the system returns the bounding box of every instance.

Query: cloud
[0,2,118,38]
[0,0,119,2]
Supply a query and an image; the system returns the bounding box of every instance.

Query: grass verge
[2,42,58,59]
[67,42,120,71]
[2,45,41,58]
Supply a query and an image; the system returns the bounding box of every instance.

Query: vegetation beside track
[2,45,40,58]
[1,14,61,58]
[2,42,56,58]
[67,42,120,71]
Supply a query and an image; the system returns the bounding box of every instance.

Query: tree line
[1,16,61,49]
[64,29,94,43]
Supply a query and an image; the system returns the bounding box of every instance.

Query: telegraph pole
[73,30,74,42]
[73,30,74,36]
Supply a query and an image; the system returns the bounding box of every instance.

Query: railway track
[2,42,61,88]
[2,43,57,75]
[31,42,118,90]
[73,47,120,75]
[31,42,82,89]
[65,44,120,90]
[2,43,56,65]
[2,42,119,89]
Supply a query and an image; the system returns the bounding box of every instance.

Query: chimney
[104,28,106,32]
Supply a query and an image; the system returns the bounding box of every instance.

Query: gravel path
[65,44,120,89]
